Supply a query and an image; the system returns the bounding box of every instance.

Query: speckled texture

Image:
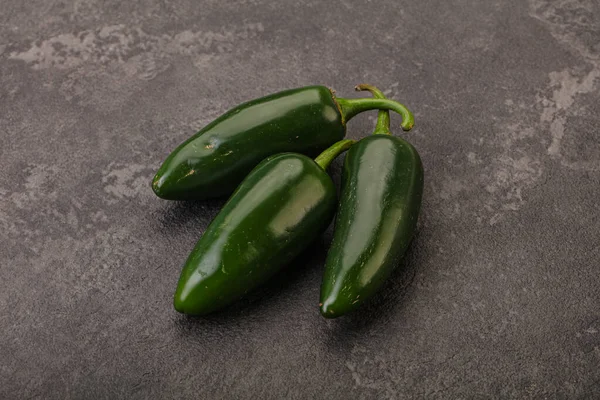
[1,0,599,398]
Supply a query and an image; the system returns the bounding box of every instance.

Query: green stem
[335,96,414,131]
[314,139,355,170]
[355,84,391,135]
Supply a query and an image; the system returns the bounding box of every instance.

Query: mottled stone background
[1,0,599,398]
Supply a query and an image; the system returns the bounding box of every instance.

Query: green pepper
[319,85,424,318]
[152,85,414,200]
[173,139,355,315]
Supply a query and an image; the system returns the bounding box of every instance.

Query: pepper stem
[355,84,391,135]
[314,139,355,170]
[335,95,414,131]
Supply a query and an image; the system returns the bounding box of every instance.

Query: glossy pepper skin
[174,140,354,315]
[320,85,423,318]
[152,85,414,200]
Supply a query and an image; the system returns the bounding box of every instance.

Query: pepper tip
[151,172,174,199]
[319,299,344,319]
[173,296,185,314]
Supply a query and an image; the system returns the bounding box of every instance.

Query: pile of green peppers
[152,84,423,318]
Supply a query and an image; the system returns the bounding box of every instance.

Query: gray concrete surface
[1,0,599,398]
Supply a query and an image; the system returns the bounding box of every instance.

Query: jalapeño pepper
[320,85,424,318]
[152,85,414,200]
[174,140,355,316]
